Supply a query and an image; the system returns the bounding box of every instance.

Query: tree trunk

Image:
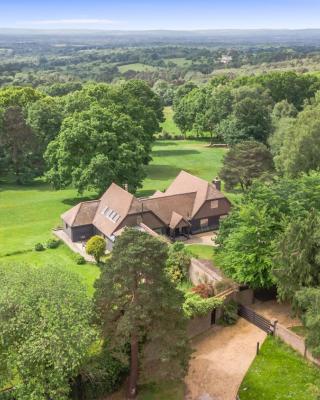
[126,333,139,399]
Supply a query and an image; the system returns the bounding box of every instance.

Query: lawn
[239,336,320,400]
[187,244,215,261]
[0,140,228,292]
[160,106,182,136]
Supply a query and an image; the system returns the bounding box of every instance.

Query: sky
[1,0,320,31]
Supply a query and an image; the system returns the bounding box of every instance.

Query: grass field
[160,106,182,136]
[239,337,320,400]
[164,57,192,67]
[0,140,227,292]
[118,63,159,73]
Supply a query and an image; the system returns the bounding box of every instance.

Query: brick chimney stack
[213,176,221,191]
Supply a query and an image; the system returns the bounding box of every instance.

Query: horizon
[2,0,320,31]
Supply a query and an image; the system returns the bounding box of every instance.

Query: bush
[76,255,86,265]
[71,346,127,400]
[86,236,106,263]
[219,300,239,326]
[46,239,61,249]
[192,283,215,298]
[165,243,191,284]
[34,243,45,251]
[183,291,222,318]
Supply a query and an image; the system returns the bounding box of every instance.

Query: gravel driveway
[185,318,267,400]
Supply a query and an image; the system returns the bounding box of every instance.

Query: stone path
[185,318,267,400]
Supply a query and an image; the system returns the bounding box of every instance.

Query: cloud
[18,18,118,26]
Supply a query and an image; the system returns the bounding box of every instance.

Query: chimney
[124,183,128,191]
[213,176,221,191]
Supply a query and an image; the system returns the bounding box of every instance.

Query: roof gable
[165,170,225,217]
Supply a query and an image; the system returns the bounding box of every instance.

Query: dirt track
[185,318,266,400]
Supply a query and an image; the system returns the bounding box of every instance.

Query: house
[61,171,231,250]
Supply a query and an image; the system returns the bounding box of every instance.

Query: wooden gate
[238,304,275,334]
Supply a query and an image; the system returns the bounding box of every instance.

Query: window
[200,218,208,227]
[211,200,219,209]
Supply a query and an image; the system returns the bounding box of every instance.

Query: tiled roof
[62,200,100,227]
[165,170,225,217]
[61,171,228,238]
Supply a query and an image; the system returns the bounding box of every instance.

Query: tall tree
[269,96,320,177]
[45,105,150,194]
[0,264,96,400]
[94,229,190,399]
[220,141,274,191]
[274,210,320,301]
[0,106,38,183]
[217,86,273,144]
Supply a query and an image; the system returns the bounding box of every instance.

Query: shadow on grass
[153,141,178,147]
[152,149,200,158]
[62,194,97,206]
[145,164,181,180]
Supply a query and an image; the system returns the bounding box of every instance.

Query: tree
[274,210,320,301]
[86,235,106,262]
[46,81,163,194]
[269,96,320,177]
[216,173,320,289]
[45,105,149,194]
[0,106,39,183]
[295,288,320,358]
[152,80,175,106]
[0,87,44,181]
[0,264,96,400]
[219,141,274,191]
[217,86,273,144]
[94,229,190,399]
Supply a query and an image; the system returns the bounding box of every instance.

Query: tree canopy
[0,263,96,400]
[220,140,274,191]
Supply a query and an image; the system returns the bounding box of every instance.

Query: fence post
[256,341,260,355]
[273,319,278,336]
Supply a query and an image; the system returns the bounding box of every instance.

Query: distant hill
[1,28,320,46]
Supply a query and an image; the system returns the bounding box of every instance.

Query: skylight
[101,205,120,223]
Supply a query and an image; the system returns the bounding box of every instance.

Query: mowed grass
[161,106,182,136]
[239,337,320,400]
[0,140,227,292]
[140,140,227,196]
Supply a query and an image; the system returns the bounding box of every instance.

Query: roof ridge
[142,191,197,201]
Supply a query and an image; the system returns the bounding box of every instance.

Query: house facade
[61,171,231,250]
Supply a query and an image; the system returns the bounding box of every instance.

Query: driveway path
[185,318,267,400]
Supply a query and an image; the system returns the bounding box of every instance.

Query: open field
[118,63,160,73]
[160,106,182,136]
[0,140,228,292]
[239,337,320,400]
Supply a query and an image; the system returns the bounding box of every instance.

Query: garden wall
[189,258,225,285]
[274,322,320,367]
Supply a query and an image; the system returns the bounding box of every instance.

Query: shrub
[165,243,191,284]
[71,345,128,399]
[76,255,86,265]
[46,239,61,249]
[34,243,44,252]
[183,291,222,318]
[219,300,239,326]
[192,283,215,298]
[86,236,106,263]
